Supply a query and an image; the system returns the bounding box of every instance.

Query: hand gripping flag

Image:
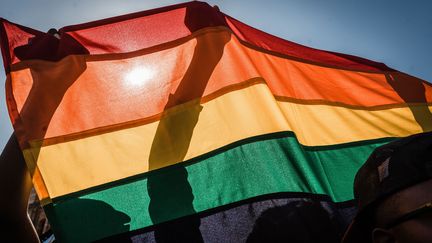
[1,1,431,242]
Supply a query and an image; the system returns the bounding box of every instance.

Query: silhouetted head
[50,198,131,242]
[343,132,432,243]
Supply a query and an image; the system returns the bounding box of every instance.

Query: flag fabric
[1,1,432,242]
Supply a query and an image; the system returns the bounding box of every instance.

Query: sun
[124,66,155,87]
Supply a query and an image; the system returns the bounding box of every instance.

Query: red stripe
[1,1,392,72]
[224,14,392,72]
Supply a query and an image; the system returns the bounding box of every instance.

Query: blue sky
[0,0,431,149]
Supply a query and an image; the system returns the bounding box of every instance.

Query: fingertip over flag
[1,1,431,242]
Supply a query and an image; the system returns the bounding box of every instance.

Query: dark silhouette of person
[147,4,230,242]
[342,132,432,243]
[0,26,89,242]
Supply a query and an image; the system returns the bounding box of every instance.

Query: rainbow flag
[1,2,431,242]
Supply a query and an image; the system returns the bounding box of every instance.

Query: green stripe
[45,132,393,242]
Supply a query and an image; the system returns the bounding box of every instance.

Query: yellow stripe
[28,82,430,199]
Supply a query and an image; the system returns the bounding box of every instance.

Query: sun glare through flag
[1,1,431,242]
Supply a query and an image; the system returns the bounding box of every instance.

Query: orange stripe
[8,28,432,144]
